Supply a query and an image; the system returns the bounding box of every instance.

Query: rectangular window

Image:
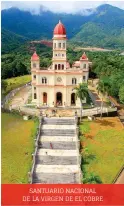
[63,43,65,49]
[84,64,86,69]
[83,76,86,81]
[34,93,37,99]
[34,87,36,90]
[58,43,61,48]
[33,75,36,79]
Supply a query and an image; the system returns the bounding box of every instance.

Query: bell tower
[31,51,40,70]
[52,20,67,70]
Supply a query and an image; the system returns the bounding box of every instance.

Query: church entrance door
[56,92,62,106]
[71,93,76,105]
[43,92,47,104]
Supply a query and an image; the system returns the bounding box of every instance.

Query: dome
[54,20,66,35]
[80,52,88,61]
[31,51,39,61]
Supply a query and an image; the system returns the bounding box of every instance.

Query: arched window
[84,64,86,69]
[58,64,61,70]
[42,77,47,84]
[55,64,57,70]
[62,64,64,70]
[72,78,77,85]
[33,63,36,68]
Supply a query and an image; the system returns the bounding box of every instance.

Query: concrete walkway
[32,117,81,184]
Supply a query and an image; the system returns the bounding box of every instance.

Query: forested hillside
[2,4,124,49]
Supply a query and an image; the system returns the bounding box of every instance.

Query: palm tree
[75,83,88,121]
[97,78,110,117]
[97,80,105,118]
[83,172,102,184]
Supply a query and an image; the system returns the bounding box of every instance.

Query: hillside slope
[1,4,124,49]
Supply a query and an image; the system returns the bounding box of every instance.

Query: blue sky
[1,1,124,14]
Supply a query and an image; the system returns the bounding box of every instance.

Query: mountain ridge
[1,4,124,49]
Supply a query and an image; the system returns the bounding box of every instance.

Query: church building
[31,20,90,108]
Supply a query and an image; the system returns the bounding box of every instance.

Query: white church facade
[31,20,90,108]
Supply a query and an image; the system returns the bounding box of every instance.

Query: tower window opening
[58,43,61,48]
[62,64,64,70]
[84,64,86,69]
[54,43,56,49]
[33,75,36,79]
[72,78,77,85]
[33,63,36,68]
[63,43,65,49]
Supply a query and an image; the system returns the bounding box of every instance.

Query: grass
[2,75,31,97]
[1,112,38,183]
[80,117,124,183]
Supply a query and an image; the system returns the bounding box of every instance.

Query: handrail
[112,165,124,184]
[28,117,42,184]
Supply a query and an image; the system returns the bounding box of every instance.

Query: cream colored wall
[31,60,39,70]
[36,73,83,86]
[80,60,89,70]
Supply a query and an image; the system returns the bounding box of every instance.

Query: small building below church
[31,20,90,108]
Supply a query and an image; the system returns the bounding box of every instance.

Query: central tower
[52,20,67,70]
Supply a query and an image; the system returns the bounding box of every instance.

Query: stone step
[41,129,75,136]
[34,164,79,174]
[42,120,75,125]
[35,156,77,165]
[40,136,77,142]
[37,149,79,157]
[42,125,76,129]
[42,117,75,124]
[38,141,76,150]
[33,172,79,184]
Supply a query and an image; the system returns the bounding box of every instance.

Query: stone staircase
[32,117,81,184]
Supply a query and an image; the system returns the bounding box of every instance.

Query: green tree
[97,79,106,118]
[119,86,124,104]
[1,80,8,94]
[75,83,88,120]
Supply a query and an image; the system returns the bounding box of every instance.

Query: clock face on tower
[57,77,62,82]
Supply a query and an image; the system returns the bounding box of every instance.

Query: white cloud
[1,1,124,14]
